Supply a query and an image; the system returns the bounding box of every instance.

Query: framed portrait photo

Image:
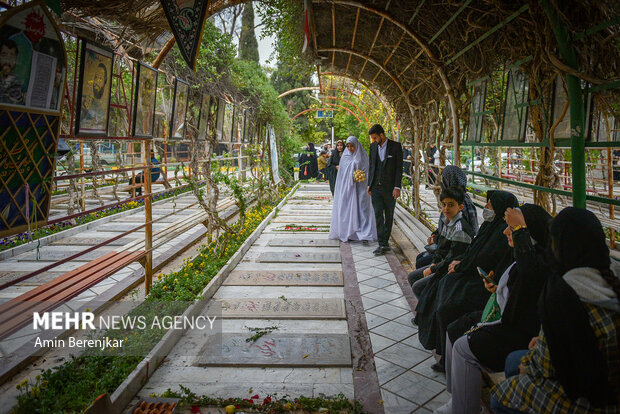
[0,2,67,113]
[169,78,189,140]
[75,40,114,136]
[132,62,158,138]
[197,92,211,141]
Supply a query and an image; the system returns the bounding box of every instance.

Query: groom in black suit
[367,124,403,255]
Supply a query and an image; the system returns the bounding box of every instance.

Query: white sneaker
[433,398,452,414]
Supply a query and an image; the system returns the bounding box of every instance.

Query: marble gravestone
[198,333,351,366]
[268,238,339,247]
[223,270,343,286]
[216,298,346,319]
[257,251,341,263]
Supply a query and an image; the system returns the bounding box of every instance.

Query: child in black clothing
[409,186,475,294]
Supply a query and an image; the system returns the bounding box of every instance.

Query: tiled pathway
[351,242,448,413]
[137,182,448,413]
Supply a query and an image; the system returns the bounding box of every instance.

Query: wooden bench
[0,250,145,340]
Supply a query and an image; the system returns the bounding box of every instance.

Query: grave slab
[257,251,341,263]
[268,238,339,247]
[197,333,351,366]
[223,270,343,286]
[216,298,346,319]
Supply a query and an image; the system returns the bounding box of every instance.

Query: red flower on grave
[190,406,200,413]
[251,394,259,400]
[262,396,272,405]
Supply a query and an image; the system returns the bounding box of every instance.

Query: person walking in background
[367,124,403,255]
[427,142,439,187]
[317,150,328,181]
[130,152,160,196]
[298,142,318,180]
[403,144,412,175]
[327,140,345,195]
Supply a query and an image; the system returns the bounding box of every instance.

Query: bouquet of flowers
[353,169,366,183]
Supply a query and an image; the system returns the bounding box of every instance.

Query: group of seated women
[408,166,620,414]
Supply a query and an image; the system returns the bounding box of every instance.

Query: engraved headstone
[272,216,331,223]
[223,270,343,286]
[217,298,346,319]
[52,237,136,246]
[268,238,339,247]
[258,251,341,263]
[198,333,351,366]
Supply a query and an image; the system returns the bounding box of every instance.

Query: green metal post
[541,0,586,208]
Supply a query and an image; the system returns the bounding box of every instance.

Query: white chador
[329,136,377,242]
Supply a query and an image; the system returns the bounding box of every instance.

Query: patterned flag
[159,0,210,69]
[302,0,310,53]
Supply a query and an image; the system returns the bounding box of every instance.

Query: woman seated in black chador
[492,207,620,413]
[435,204,552,414]
[414,190,518,371]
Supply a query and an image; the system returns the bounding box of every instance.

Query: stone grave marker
[223,270,343,286]
[197,333,351,366]
[257,251,341,263]
[216,298,346,319]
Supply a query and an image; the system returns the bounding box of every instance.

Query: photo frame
[197,92,211,141]
[550,76,571,140]
[75,39,114,136]
[501,68,529,142]
[467,79,488,143]
[132,62,158,138]
[0,2,67,113]
[169,78,189,139]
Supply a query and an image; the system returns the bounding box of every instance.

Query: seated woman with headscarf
[490,208,620,414]
[414,190,518,370]
[434,204,552,414]
[298,143,318,180]
[410,165,479,283]
[329,136,377,243]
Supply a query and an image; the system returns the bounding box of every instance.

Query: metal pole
[541,0,586,208]
[331,125,334,148]
[144,141,153,295]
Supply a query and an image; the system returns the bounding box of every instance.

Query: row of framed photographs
[74,39,223,141]
[467,70,619,143]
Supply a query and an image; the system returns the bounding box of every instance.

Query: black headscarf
[501,204,552,335]
[538,207,616,406]
[307,142,315,152]
[440,166,479,233]
[455,190,518,277]
[519,204,551,246]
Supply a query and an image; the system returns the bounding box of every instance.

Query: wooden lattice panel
[0,108,60,237]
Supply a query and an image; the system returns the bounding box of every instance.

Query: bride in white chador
[329,136,377,242]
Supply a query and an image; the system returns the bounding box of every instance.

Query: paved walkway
[137,182,448,413]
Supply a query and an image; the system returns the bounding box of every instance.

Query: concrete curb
[109,184,299,413]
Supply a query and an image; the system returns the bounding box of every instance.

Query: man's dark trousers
[368,139,403,248]
[371,185,395,248]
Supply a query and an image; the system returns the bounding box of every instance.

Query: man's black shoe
[381,246,391,252]
[431,362,445,373]
[373,247,385,255]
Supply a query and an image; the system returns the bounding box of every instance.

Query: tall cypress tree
[238,3,260,63]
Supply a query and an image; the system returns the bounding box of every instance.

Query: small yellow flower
[162,286,167,290]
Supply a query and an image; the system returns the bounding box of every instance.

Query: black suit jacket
[368,139,403,192]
